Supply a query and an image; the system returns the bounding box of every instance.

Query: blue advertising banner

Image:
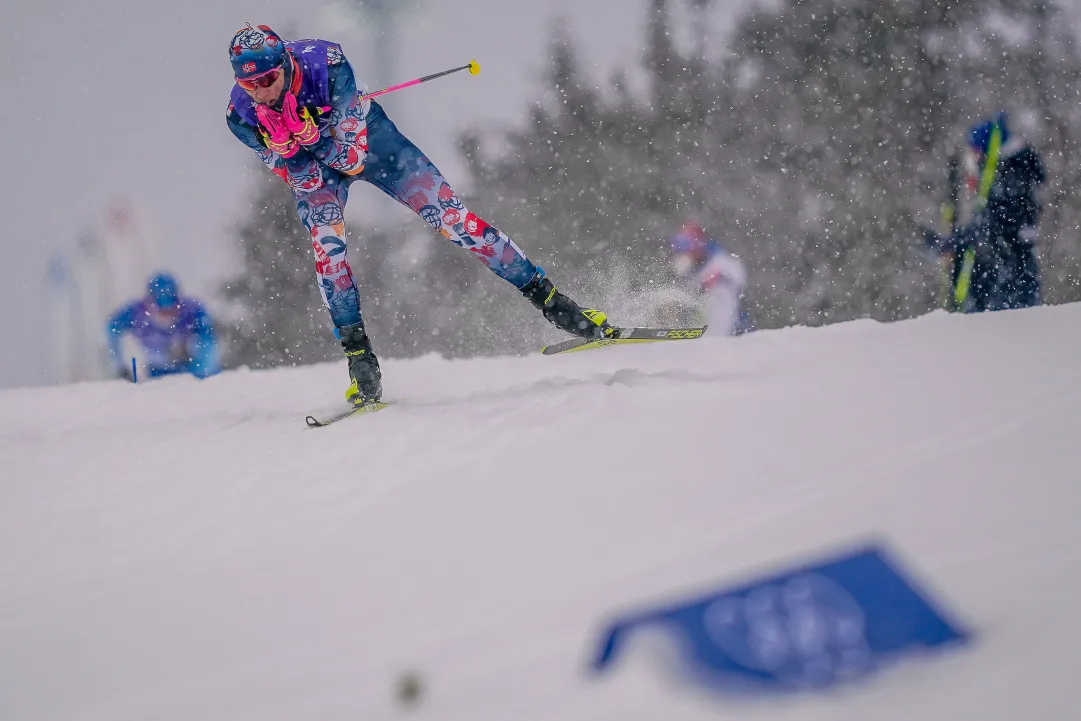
[590,543,970,693]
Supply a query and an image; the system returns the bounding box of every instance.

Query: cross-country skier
[106,272,221,381]
[225,24,614,407]
[667,222,752,336]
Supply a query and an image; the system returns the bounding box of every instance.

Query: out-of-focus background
[4,0,1081,386]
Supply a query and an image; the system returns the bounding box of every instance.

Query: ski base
[541,326,708,355]
[305,401,389,428]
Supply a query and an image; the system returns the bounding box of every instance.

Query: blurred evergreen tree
[462,0,1081,329]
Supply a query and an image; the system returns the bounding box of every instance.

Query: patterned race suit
[226,39,537,328]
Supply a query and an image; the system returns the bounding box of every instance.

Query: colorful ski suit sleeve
[302,50,369,175]
[226,103,324,192]
[225,47,369,192]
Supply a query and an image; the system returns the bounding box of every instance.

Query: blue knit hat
[969,112,1009,154]
[228,24,286,80]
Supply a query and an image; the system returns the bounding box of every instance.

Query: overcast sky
[3,0,1078,388]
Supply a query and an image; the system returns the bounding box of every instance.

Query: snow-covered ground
[1,304,1079,721]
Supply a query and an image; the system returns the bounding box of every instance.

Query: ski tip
[541,338,591,355]
[305,415,324,428]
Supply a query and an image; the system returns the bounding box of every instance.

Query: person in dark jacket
[928,112,1045,312]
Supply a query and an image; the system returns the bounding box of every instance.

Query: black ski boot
[338,322,382,406]
[520,271,615,340]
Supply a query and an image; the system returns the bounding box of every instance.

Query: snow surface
[1,304,1079,721]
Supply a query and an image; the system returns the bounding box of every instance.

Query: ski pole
[362,60,481,101]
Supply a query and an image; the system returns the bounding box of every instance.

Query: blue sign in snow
[590,543,970,693]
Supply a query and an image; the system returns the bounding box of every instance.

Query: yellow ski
[541,326,708,356]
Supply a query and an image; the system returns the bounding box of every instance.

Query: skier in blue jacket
[106,272,221,380]
[225,24,614,408]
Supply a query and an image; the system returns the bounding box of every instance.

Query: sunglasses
[237,66,282,91]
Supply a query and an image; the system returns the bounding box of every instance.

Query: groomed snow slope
[1,304,1079,721]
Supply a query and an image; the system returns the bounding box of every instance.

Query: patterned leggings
[294,100,537,328]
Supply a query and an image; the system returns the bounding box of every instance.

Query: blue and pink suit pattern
[226,39,539,329]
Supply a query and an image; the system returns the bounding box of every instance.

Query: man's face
[243,66,286,106]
